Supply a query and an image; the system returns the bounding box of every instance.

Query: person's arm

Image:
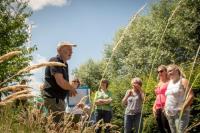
[95,99,105,105]
[152,102,156,117]
[182,78,194,110]
[122,90,130,106]
[100,91,113,104]
[54,73,75,91]
[140,90,145,101]
[94,91,103,105]
[101,98,112,104]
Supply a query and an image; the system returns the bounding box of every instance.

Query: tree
[0,0,36,86]
[72,59,105,91]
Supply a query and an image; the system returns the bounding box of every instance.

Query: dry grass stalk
[0,85,31,92]
[2,89,31,102]
[9,93,34,101]
[0,62,66,86]
[17,62,66,74]
[94,119,104,130]
[0,93,33,105]
[0,51,22,63]
[185,121,200,132]
[79,96,88,104]
[100,4,146,85]
[0,100,13,106]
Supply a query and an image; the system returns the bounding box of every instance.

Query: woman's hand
[152,107,156,117]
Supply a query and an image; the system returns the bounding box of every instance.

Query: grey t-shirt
[125,90,143,115]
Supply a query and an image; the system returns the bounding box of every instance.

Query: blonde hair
[157,65,167,72]
[167,64,185,78]
[132,77,142,87]
[157,65,168,81]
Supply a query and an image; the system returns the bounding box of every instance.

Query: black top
[43,55,69,100]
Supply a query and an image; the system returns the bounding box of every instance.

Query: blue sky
[28,0,153,90]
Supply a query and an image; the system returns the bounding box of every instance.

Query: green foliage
[0,0,36,85]
[143,114,159,133]
[72,59,106,91]
[109,78,130,127]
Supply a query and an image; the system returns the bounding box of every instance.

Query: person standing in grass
[153,65,171,133]
[122,77,144,133]
[41,42,78,123]
[164,64,194,133]
[94,79,112,133]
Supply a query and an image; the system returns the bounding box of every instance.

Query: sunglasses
[157,70,164,73]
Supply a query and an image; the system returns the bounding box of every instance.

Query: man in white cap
[42,41,78,123]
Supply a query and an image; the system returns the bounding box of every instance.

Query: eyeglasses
[157,70,164,73]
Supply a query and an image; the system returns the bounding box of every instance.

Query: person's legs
[124,115,134,133]
[175,111,190,133]
[156,109,167,133]
[43,97,65,123]
[166,115,176,133]
[103,110,112,133]
[133,113,143,133]
[161,110,171,133]
[95,110,103,133]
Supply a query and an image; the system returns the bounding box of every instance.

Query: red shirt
[155,83,168,109]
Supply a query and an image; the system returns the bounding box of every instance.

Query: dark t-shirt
[43,55,69,100]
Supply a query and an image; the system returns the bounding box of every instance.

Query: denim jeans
[95,109,112,133]
[124,113,143,133]
[166,111,190,133]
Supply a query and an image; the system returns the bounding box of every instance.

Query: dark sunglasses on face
[157,70,164,73]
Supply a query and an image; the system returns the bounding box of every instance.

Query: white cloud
[30,53,48,73]
[29,54,48,95]
[29,76,41,95]
[27,0,71,11]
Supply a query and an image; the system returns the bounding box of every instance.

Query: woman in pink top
[153,65,171,133]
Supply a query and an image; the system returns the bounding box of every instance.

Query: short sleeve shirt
[125,90,143,115]
[95,90,112,111]
[43,55,69,100]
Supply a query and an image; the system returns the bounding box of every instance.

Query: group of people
[153,65,193,133]
[40,41,194,133]
[94,65,193,133]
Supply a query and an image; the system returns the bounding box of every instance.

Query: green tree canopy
[0,0,36,86]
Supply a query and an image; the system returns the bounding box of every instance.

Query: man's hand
[69,82,78,97]
[71,81,79,89]
[69,89,77,97]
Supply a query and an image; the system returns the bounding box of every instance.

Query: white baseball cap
[57,41,77,51]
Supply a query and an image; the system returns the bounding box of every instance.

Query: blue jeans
[95,109,112,133]
[166,111,190,133]
[124,113,143,133]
